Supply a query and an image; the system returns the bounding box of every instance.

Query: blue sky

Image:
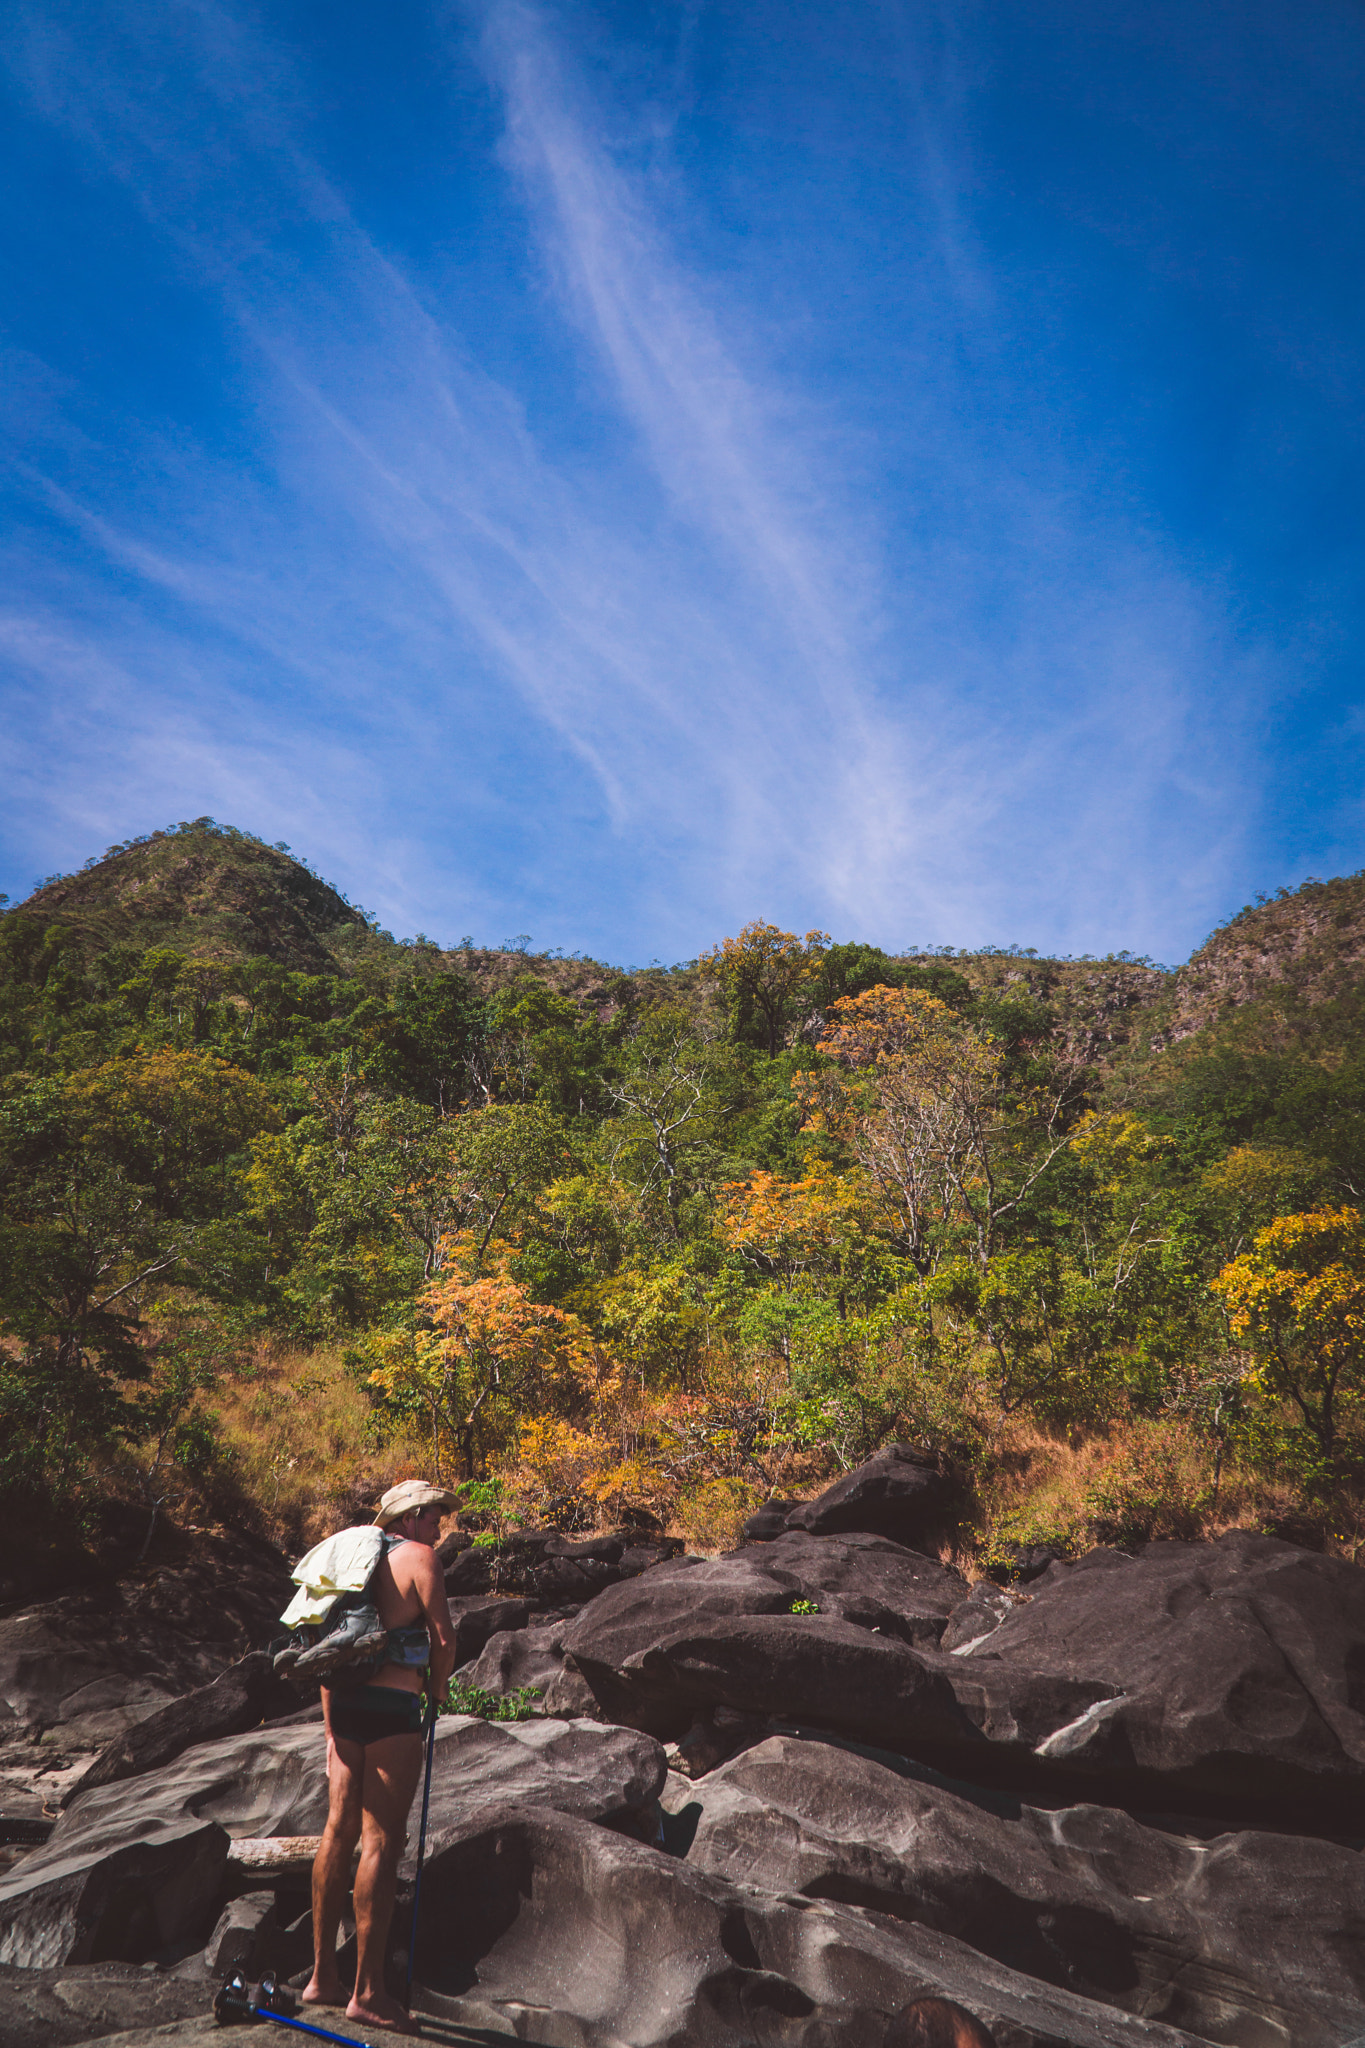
[2,0,1362,966]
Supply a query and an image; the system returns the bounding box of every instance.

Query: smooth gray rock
[674,1733,1365,2048]
[459,1619,572,1698]
[566,1597,1101,1755]
[0,1533,291,1754]
[939,1581,1016,1653]
[0,1704,666,1968]
[201,1891,280,1979]
[931,1531,1365,1826]
[0,1961,219,2048]
[784,1442,957,1548]
[0,1722,325,1969]
[412,1801,1215,2048]
[559,1532,969,1735]
[446,1593,532,1664]
[412,1714,666,1871]
[456,1620,605,1714]
[61,1654,296,1806]
[563,1526,1365,1828]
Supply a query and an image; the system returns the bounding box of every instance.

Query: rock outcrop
[742,1442,957,1549]
[670,1733,1365,2048]
[0,1530,291,1756]
[60,1653,297,1807]
[0,1711,663,1971]
[928,1532,1365,1826]
[413,1802,1213,2048]
[5,1521,1365,2048]
[559,1527,1365,1828]
[558,1529,969,1734]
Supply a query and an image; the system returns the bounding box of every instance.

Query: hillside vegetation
[4,817,1365,1579]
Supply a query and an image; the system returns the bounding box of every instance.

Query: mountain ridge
[9,819,1365,1067]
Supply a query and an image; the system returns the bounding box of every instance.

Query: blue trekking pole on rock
[214,1972,377,2048]
[405,1688,440,2006]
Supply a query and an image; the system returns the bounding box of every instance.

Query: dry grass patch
[214,1342,432,1551]
[974,1411,1305,1571]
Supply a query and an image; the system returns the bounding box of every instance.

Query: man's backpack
[273,1527,397,1686]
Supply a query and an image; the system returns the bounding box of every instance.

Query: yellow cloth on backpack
[279,1525,386,1627]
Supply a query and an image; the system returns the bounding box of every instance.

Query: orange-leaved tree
[700,920,830,1056]
[1212,1206,1365,1461]
[366,1250,583,1478]
[718,1162,877,1291]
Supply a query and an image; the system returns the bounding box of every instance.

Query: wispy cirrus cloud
[0,0,1267,958]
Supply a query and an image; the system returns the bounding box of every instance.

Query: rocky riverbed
[2,1445,1363,2048]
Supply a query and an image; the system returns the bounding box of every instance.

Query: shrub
[442,1681,541,1722]
[676,1475,763,1552]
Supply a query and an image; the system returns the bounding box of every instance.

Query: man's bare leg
[304,1731,364,2008]
[346,1730,424,2033]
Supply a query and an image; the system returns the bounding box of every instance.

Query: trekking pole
[214,1971,377,2048]
[404,1688,440,2005]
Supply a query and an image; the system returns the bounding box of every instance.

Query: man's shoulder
[386,1538,442,1576]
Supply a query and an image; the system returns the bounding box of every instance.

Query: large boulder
[0,1722,325,1968]
[446,1594,532,1664]
[672,1733,1365,2048]
[457,1621,602,1717]
[459,1620,572,1698]
[412,1801,1213,2048]
[930,1532,1365,1827]
[597,1608,1100,1753]
[559,1532,969,1734]
[0,1705,665,1969]
[60,1653,297,1806]
[409,1713,665,1869]
[0,1530,291,1756]
[0,1960,221,2048]
[440,1528,683,1602]
[745,1444,957,1550]
[564,1527,1365,1829]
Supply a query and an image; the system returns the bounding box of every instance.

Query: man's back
[373,1534,445,1633]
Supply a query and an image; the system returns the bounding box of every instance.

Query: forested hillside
[4,817,1365,1580]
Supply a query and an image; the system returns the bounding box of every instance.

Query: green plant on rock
[441,1680,542,1722]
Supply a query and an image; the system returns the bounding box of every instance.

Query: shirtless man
[303,1481,458,2033]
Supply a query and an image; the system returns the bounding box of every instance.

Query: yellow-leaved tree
[366,1243,582,1478]
[718,1162,877,1292]
[1213,1206,1365,1462]
[700,920,830,1055]
[811,985,1077,1275]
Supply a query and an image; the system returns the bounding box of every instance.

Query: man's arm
[412,1546,458,1700]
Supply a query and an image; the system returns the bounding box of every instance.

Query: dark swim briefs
[326,1684,424,1745]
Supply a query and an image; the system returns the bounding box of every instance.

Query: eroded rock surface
[0,1961,220,2048]
[0,1708,664,1971]
[672,1733,1365,2048]
[741,1444,957,1550]
[560,1528,1365,1827]
[931,1532,1365,1825]
[559,1531,968,1735]
[411,1714,666,1869]
[61,1655,297,1807]
[0,1532,291,1756]
[6,1523,1365,2048]
[413,1801,1215,2048]
[784,1442,958,1546]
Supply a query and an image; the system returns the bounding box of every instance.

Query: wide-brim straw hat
[373,1480,463,1528]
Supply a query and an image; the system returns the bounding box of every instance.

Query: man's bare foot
[302,1974,347,2009]
[346,1989,416,2034]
